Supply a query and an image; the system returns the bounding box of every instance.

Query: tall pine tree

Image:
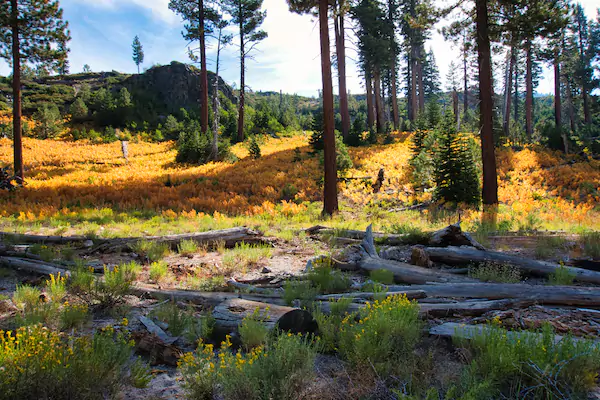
[132,35,144,74]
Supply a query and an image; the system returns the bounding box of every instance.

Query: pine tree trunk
[11,0,23,182]
[237,10,245,143]
[417,45,425,113]
[462,35,468,122]
[319,0,338,216]
[390,67,399,130]
[374,66,385,133]
[503,47,514,138]
[199,0,209,134]
[365,72,375,128]
[554,54,561,129]
[334,14,350,141]
[475,0,498,205]
[452,89,459,128]
[407,56,413,122]
[564,76,576,133]
[514,55,519,127]
[410,46,418,120]
[525,40,533,139]
[211,28,223,161]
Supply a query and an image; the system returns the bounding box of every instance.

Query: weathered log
[131,331,183,366]
[129,284,287,307]
[0,232,88,244]
[0,256,71,277]
[305,226,413,246]
[316,290,427,301]
[428,223,485,250]
[227,278,279,294]
[424,246,600,285]
[90,227,268,253]
[212,298,317,334]
[383,283,600,307]
[138,315,178,345]
[411,245,433,268]
[429,322,599,346]
[343,226,477,285]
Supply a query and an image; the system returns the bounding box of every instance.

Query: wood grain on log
[0,256,71,277]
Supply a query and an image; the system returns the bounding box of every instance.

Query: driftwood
[129,284,287,307]
[424,246,600,285]
[0,232,88,244]
[90,227,268,253]
[212,298,317,334]
[306,222,484,249]
[340,226,477,285]
[0,256,71,277]
[384,283,600,307]
[429,322,599,346]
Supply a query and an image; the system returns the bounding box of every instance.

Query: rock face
[124,62,235,115]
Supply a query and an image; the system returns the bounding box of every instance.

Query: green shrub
[469,262,522,284]
[306,258,352,294]
[13,284,42,313]
[239,307,270,350]
[60,302,89,329]
[178,239,199,256]
[129,357,153,388]
[131,240,170,262]
[338,295,422,377]
[176,120,234,164]
[28,243,57,262]
[388,223,431,244]
[45,272,67,303]
[179,333,317,400]
[149,261,170,283]
[369,269,394,285]
[32,103,63,139]
[151,302,214,343]
[283,280,319,308]
[313,298,353,352]
[186,274,227,292]
[248,136,261,159]
[70,262,139,308]
[535,236,568,259]
[0,324,133,400]
[549,264,576,286]
[459,324,600,399]
[581,231,600,259]
[318,131,353,174]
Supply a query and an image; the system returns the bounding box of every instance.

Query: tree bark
[417,44,425,113]
[564,75,576,133]
[365,72,375,128]
[453,89,459,129]
[334,13,350,141]
[462,31,469,123]
[11,0,23,181]
[410,44,418,121]
[424,246,600,285]
[0,256,71,277]
[554,52,562,129]
[210,26,224,161]
[374,66,385,133]
[525,39,534,139]
[0,232,88,244]
[514,53,519,127]
[212,298,317,335]
[475,0,498,205]
[236,8,246,143]
[319,0,338,216]
[503,47,515,138]
[199,0,209,134]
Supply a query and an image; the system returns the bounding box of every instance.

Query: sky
[0,0,598,97]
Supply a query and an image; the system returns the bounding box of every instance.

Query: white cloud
[70,0,179,25]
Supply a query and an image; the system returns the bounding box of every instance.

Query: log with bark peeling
[0,256,71,277]
[339,225,478,285]
[424,246,600,285]
[90,227,269,253]
[212,298,317,335]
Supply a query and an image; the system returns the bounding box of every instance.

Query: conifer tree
[0,0,70,181]
[132,35,144,74]
[223,0,267,142]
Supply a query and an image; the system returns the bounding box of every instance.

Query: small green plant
[45,272,67,303]
[388,223,431,244]
[535,236,568,259]
[129,357,153,388]
[313,298,354,353]
[369,269,394,285]
[469,262,522,283]
[221,242,273,273]
[248,136,261,159]
[13,284,42,313]
[60,302,89,329]
[28,243,57,262]
[178,239,199,256]
[283,280,319,308]
[131,240,170,262]
[581,231,600,259]
[549,264,576,286]
[239,307,270,350]
[70,262,139,308]
[149,261,170,283]
[186,274,227,292]
[306,258,352,294]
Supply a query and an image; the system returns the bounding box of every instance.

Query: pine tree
[82,64,91,73]
[70,97,88,121]
[422,48,441,101]
[0,0,70,181]
[433,113,480,207]
[223,0,267,143]
[132,35,144,74]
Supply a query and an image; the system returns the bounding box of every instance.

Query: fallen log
[316,289,427,301]
[424,246,600,285]
[129,284,287,307]
[384,283,600,307]
[341,226,477,285]
[131,331,183,366]
[212,298,317,335]
[138,315,178,345]
[0,232,88,244]
[0,256,71,277]
[90,227,269,253]
[227,278,280,294]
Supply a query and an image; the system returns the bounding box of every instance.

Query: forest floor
[1,133,600,399]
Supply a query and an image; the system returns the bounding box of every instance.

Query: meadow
[0,133,598,239]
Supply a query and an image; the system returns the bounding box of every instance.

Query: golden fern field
[0,133,598,237]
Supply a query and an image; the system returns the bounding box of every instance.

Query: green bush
[459,324,600,399]
[129,357,153,388]
[283,280,319,308]
[239,308,270,350]
[176,120,234,164]
[131,240,170,262]
[149,261,170,283]
[151,302,214,343]
[548,264,576,286]
[69,262,139,309]
[32,103,63,139]
[248,136,262,159]
[369,269,394,285]
[0,324,133,400]
[469,262,522,284]
[313,298,353,352]
[581,231,600,259]
[178,239,199,256]
[306,258,352,294]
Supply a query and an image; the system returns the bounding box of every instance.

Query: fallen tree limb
[0,256,71,277]
[138,315,178,345]
[0,232,88,244]
[383,283,600,307]
[316,290,427,301]
[424,246,600,285]
[212,298,317,335]
[340,226,478,285]
[227,278,280,294]
[90,227,268,253]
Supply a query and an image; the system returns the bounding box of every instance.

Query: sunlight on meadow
[0,133,598,237]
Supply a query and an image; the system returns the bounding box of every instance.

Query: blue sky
[0,0,598,97]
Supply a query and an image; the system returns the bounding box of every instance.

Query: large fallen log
[316,289,427,301]
[0,256,71,277]
[90,227,268,253]
[129,284,288,307]
[306,222,485,249]
[0,232,88,244]
[339,225,477,285]
[424,246,600,285]
[383,283,600,307]
[212,298,317,335]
